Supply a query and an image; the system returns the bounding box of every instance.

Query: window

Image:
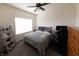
[15,17,32,34]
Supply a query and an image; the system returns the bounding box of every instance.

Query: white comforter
[24,31,51,55]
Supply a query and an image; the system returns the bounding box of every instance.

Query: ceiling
[7,3,41,15]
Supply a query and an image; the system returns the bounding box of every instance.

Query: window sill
[16,31,33,35]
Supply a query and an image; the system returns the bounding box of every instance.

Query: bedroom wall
[37,3,77,28]
[0,4,37,42]
[76,4,79,27]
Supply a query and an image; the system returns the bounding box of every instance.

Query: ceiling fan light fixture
[27,3,50,12]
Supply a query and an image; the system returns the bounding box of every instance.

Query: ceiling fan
[27,3,50,12]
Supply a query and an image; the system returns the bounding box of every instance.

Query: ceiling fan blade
[34,8,38,12]
[40,7,45,11]
[41,3,50,6]
[27,6,36,7]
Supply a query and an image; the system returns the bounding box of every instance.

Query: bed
[24,27,52,55]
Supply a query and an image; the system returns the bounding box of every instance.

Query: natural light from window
[15,17,32,34]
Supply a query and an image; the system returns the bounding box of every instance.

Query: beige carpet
[7,40,61,56]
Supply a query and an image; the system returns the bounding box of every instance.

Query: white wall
[0,4,37,42]
[76,4,79,26]
[37,4,77,27]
